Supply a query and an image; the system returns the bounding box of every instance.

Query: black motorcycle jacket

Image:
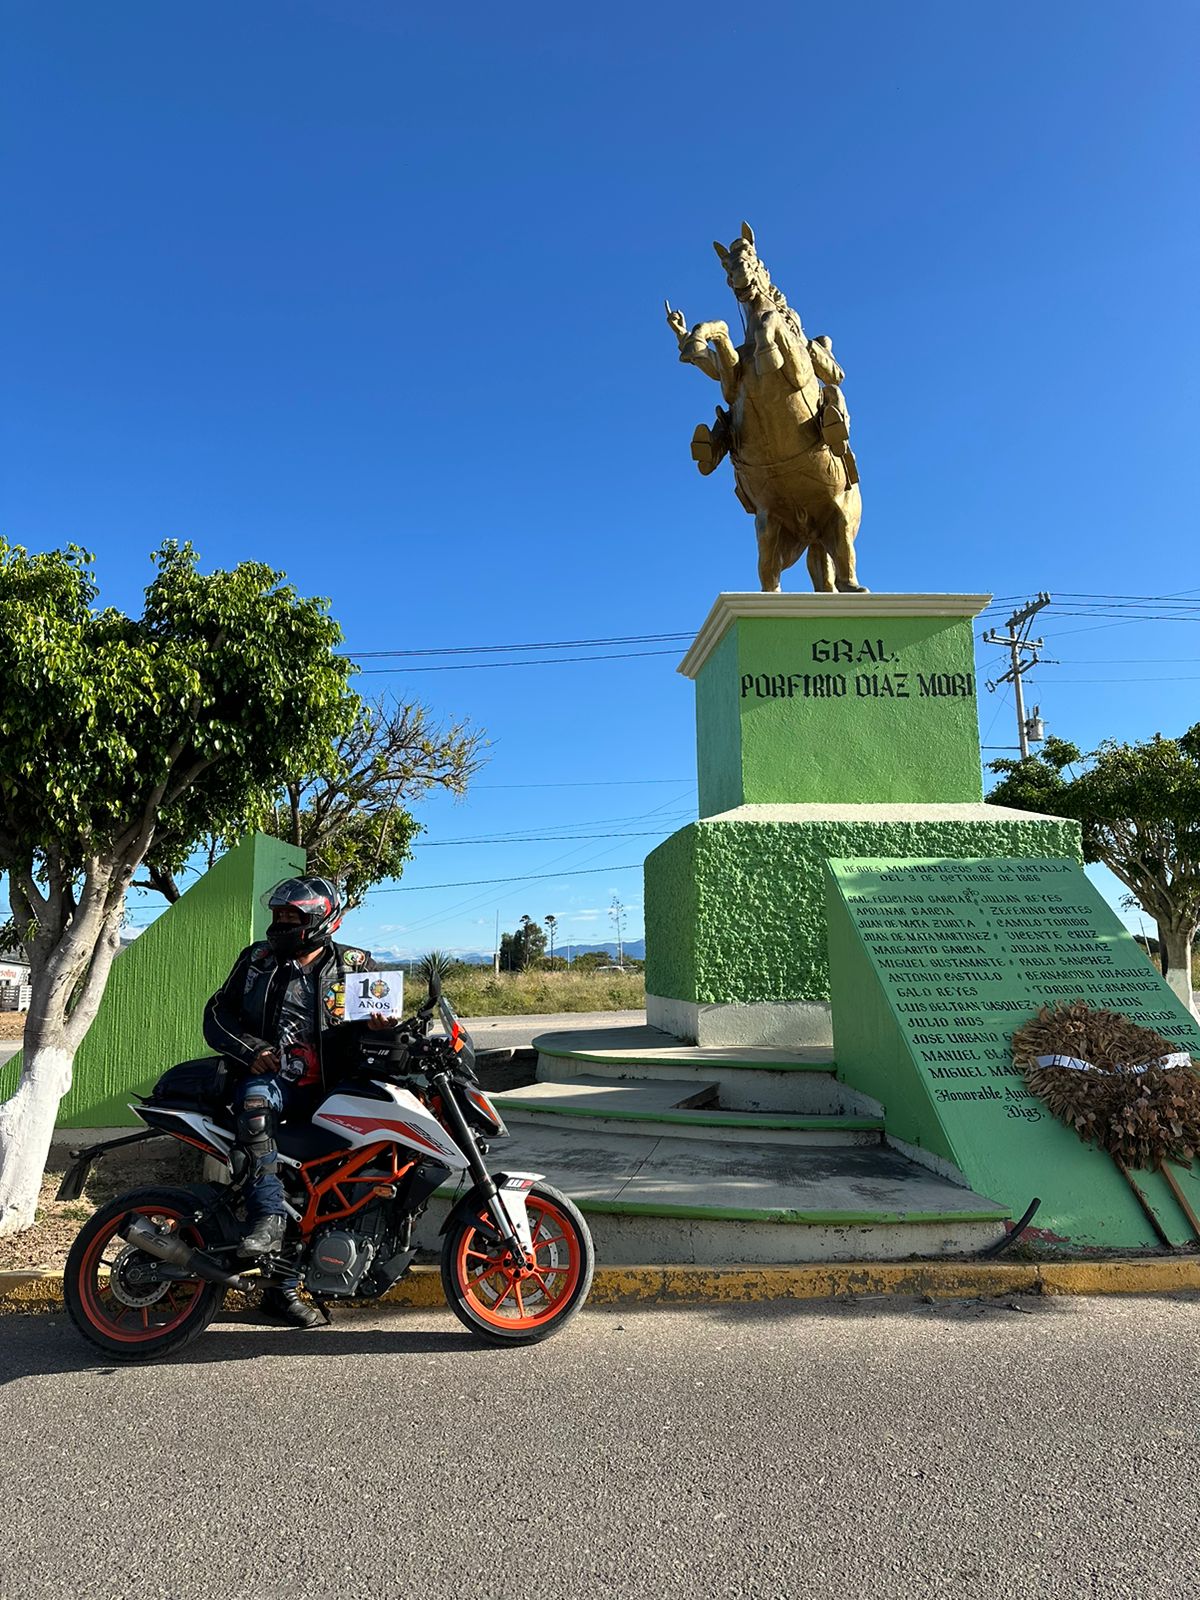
[203,940,377,1086]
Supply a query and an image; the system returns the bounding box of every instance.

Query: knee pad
[236,1095,278,1155]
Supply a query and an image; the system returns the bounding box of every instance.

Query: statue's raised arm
[663,222,865,596]
[664,300,734,389]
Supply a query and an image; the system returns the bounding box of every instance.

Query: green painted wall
[824,857,1200,1250]
[693,614,983,812]
[0,832,305,1127]
[644,812,1081,1005]
[694,628,743,816]
[641,826,698,1003]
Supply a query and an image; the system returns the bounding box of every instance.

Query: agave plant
[415,950,456,984]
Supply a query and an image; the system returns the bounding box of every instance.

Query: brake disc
[107,1243,172,1308]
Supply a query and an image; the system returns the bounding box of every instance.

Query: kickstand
[311,1295,334,1326]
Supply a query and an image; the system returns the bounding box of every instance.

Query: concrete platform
[493,1075,885,1147]
[532,1024,835,1070]
[534,1025,868,1115]
[417,1118,1008,1263]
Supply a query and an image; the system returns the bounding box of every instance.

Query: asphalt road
[3,1294,1198,1600]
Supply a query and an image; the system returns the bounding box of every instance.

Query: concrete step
[493,1075,884,1147]
[532,1025,875,1115]
[416,1119,1009,1265]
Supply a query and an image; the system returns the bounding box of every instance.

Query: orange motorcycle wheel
[65,1186,225,1361]
[441,1181,594,1346]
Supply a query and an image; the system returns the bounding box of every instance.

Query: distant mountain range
[371,938,645,966]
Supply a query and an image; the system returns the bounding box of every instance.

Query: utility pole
[983,592,1051,759]
[493,910,500,978]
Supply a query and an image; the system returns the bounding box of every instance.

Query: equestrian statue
[666,223,866,594]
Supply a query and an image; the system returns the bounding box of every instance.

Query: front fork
[431,1069,534,1261]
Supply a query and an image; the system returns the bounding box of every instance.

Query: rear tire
[440,1181,594,1346]
[65,1186,226,1362]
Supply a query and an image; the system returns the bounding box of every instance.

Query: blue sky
[3,2,1197,956]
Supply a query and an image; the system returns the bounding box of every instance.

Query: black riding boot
[261,1286,325,1330]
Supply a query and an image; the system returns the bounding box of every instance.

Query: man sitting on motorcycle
[203,875,398,1327]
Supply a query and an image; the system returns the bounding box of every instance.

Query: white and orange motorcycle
[61,976,594,1359]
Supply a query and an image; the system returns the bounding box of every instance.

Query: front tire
[65,1186,226,1361]
[441,1181,594,1346]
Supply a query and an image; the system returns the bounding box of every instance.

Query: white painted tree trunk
[1161,925,1198,1021]
[0,1042,74,1235]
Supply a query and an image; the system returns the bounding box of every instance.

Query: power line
[374,793,687,933]
[351,631,694,658]
[344,594,1200,674]
[1037,675,1200,685]
[355,647,684,674]
[362,862,645,894]
[473,778,692,790]
[412,824,691,848]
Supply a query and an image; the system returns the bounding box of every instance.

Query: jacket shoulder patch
[341,947,370,971]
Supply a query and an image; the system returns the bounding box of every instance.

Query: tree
[498,915,546,972]
[218,697,485,908]
[0,541,356,1233]
[139,697,485,908]
[545,913,558,964]
[987,727,1200,1017]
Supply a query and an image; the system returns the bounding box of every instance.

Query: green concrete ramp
[1,832,305,1128]
[825,857,1200,1249]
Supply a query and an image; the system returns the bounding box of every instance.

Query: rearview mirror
[427,969,442,1003]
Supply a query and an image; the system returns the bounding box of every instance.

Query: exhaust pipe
[121,1215,255,1292]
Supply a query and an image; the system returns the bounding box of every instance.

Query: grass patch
[441,967,645,1017]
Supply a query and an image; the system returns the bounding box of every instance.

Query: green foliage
[415,950,456,983]
[0,539,356,1026]
[498,914,547,973]
[0,540,353,875]
[988,724,1200,976]
[569,950,620,971]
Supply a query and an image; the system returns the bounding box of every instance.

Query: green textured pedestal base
[643,804,1081,1046]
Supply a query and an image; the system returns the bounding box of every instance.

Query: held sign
[344,970,404,1021]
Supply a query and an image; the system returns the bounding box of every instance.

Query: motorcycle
[61,973,595,1359]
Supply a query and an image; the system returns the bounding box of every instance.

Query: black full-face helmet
[263,876,343,959]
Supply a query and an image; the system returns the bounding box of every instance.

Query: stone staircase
[445,1024,1011,1265]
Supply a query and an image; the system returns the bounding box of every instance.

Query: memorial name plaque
[825,857,1200,1249]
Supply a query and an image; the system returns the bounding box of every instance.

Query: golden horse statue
[666,223,866,593]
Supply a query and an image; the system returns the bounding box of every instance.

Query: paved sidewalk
[465,1008,645,1053]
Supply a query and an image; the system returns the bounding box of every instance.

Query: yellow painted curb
[4,1258,1199,1315]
